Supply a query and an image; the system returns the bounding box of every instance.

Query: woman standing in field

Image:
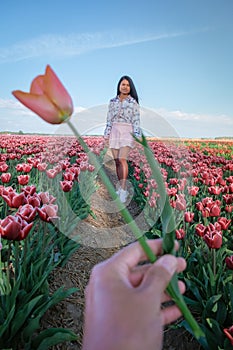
[104,75,141,203]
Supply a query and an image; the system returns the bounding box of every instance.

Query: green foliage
[0,168,97,349]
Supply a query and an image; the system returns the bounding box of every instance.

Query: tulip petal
[45,65,73,116]
[12,90,63,124]
[30,75,45,95]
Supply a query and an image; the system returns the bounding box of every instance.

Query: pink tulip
[0,162,9,172]
[21,185,37,196]
[175,228,186,240]
[37,163,48,171]
[204,230,222,249]
[195,223,206,237]
[17,174,30,185]
[38,191,56,204]
[217,217,231,230]
[12,65,73,124]
[209,203,221,217]
[224,326,233,345]
[0,215,33,241]
[225,256,233,270]
[37,204,59,222]
[175,194,186,211]
[1,173,11,183]
[16,204,37,223]
[226,205,233,213]
[184,211,194,223]
[1,187,27,208]
[60,180,73,192]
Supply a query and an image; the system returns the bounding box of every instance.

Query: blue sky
[0,0,232,138]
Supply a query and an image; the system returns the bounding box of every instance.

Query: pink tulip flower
[0,215,33,241]
[224,326,233,345]
[0,163,9,172]
[195,223,206,237]
[12,65,73,124]
[37,204,59,222]
[184,211,195,223]
[60,180,73,192]
[17,174,30,185]
[16,204,37,223]
[0,173,12,183]
[203,230,222,249]
[225,256,233,270]
[1,187,27,208]
[217,217,231,230]
[175,228,186,240]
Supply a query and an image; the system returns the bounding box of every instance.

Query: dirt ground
[41,152,201,349]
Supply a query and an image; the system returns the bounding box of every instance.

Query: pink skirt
[109,122,134,149]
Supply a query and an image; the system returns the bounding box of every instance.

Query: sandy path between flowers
[41,150,200,350]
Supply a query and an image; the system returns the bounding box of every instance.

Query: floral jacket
[104,95,141,138]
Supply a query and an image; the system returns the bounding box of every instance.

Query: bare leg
[111,148,121,181]
[118,146,130,190]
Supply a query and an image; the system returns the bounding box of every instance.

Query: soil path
[42,151,200,350]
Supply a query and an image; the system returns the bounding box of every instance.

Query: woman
[104,75,141,203]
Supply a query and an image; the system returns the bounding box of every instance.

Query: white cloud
[0,28,209,63]
[154,108,233,138]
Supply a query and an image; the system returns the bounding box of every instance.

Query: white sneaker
[116,187,121,195]
[119,189,129,203]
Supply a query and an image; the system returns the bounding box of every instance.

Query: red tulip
[225,256,233,270]
[223,194,233,205]
[37,163,48,171]
[21,185,37,196]
[167,187,177,196]
[27,194,41,208]
[17,174,30,185]
[0,162,9,172]
[16,204,37,222]
[217,217,231,230]
[37,204,59,222]
[208,186,222,195]
[63,172,75,181]
[38,192,56,205]
[16,163,32,173]
[209,203,221,217]
[203,230,222,249]
[1,173,11,183]
[0,215,33,241]
[46,168,58,179]
[175,194,186,211]
[201,207,210,217]
[60,180,73,192]
[195,223,206,237]
[175,228,186,240]
[1,187,27,208]
[184,211,194,223]
[12,65,73,124]
[224,326,233,345]
[225,205,233,213]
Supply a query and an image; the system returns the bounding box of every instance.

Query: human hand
[82,239,186,350]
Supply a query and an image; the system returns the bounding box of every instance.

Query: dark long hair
[117,75,139,104]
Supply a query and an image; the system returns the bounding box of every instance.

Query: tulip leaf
[31,328,77,349]
[9,295,44,338]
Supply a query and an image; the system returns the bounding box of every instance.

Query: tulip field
[0,133,233,349]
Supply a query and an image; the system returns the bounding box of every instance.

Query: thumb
[141,255,178,292]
